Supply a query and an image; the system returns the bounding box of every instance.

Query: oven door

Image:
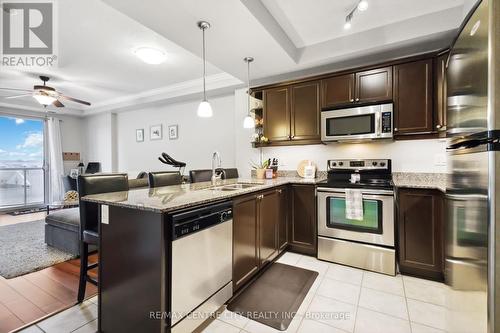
[317,188,394,246]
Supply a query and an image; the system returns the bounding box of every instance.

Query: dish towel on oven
[345,189,363,220]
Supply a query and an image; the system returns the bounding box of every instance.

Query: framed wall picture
[168,125,178,140]
[136,129,144,142]
[150,124,162,140]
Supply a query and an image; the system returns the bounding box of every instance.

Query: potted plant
[251,159,270,179]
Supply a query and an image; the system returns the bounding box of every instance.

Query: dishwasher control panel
[171,201,232,240]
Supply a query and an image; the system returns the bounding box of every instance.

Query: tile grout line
[402,275,413,333]
[69,318,97,333]
[352,271,365,333]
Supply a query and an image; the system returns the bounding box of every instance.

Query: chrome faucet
[211,151,222,185]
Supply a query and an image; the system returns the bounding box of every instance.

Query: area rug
[0,220,77,279]
[227,262,318,331]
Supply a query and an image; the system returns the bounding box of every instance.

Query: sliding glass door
[0,115,46,210]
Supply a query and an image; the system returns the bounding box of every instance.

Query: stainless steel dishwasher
[170,201,233,333]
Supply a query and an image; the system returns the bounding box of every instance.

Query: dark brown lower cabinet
[233,187,287,291]
[289,184,317,256]
[259,189,280,266]
[233,194,259,291]
[397,188,444,281]
[278,187,288,251]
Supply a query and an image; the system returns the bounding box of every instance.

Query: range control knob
[331,162,337,167]
[372,161,378,166]
[220,212,228,222]
[338,162,344,166]
[380,162,386,167]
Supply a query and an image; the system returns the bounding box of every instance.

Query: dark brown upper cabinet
[291,81,321,141]
[394,59,434,136]
[398,188,444,281]
[321,67,392,109]
[263,81,320,145]
[288,184,317,256]
[321,73,355,108]
[263,87,290,142]
[435,52,449,137]
[355,67,393,103]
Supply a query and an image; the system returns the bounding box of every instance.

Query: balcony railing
[0,167,45,210]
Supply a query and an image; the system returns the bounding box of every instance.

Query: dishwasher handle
[171,201,232,240]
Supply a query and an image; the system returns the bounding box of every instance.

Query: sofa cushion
[45,207,80,232]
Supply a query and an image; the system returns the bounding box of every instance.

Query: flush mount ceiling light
[357,0,369,11]
[243,57,255,129]
[197,21,213,118]
[134,47,167,65]
[344,0,368,30]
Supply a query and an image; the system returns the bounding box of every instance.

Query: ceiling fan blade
[5,94,32,99]
[0,87,32,93]
[52,100,64,107]
[58,95,91,106]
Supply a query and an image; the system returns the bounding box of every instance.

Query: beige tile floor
[20,252,449,333]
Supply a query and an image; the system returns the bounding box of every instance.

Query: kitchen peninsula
[82,176,324,333]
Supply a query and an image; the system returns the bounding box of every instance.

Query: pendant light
[197,21,213,118]
[243,57,255,129]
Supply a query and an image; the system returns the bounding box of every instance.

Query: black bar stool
[147,171,182,188]
[77,173,129,303]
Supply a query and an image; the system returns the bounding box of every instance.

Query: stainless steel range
[317,159,396,275]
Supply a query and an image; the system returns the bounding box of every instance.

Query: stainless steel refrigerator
[446,0,500,332]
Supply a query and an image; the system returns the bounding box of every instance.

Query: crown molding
[83,72,242,116]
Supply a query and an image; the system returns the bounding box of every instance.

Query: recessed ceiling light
[357,0,368,11]
[134,47,167,65]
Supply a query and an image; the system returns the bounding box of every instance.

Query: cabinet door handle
[355,98,360,102]
[350,98,354,102]
[394,127,398,132]
[277,189,282,194]
[436,124,442,129]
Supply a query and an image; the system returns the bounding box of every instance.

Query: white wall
[59,115,86,174]
[83,88,447,178]
[115,95,236,177]
[83,113,116,172]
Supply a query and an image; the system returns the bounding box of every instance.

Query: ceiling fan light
[197,100,213,118]
[243,115,255,129]
[134,47,167,65]
[33,93,57,106]
[357,0,368,11]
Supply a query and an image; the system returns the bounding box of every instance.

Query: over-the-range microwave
[321,103,393,142]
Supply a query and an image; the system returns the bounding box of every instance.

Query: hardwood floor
[0,212,98,333]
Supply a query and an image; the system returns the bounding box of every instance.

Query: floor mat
[227,262,318,331]
[0,220,76,278]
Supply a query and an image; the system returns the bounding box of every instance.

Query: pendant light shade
[243,57,255,129]
[197,21,213,118]
[197,100,213,118]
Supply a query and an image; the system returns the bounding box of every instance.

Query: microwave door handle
[376,112,382,136]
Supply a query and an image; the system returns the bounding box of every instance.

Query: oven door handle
[317,187,394,196]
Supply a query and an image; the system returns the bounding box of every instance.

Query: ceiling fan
[0,75,91,108]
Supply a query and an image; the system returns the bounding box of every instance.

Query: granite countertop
[82,175,326,213]
[392,172,446,192]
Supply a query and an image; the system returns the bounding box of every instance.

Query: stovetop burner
[320,158,394,190]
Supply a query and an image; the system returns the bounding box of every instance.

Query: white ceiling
[0,0,237,115]
[261,0,465,48]
[0,0,476,116]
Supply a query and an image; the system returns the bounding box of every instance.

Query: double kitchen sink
[205,182,263,192]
